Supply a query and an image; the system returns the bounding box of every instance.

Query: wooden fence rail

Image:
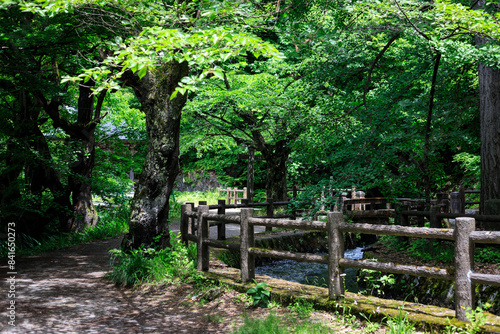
[218,187,248,204]
[180,205,500,322]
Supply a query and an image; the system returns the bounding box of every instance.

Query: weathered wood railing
[181,205,500,322]
[218,187,248,204]
[180,198,292,242]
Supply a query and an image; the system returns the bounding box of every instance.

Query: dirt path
[0,238,264,334]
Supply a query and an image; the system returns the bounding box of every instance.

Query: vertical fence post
[181,204,188,245]
[266,198,274,232]
[459,187,466,214]
[243,187,247,200]
[430,205,441,229]
[454,217,475,322]
[450,192,461,216]
[187,202,194,234]
[240,208,255,282]
[327,212,345,300]
[197,205,210,272]
[217,199,226,240]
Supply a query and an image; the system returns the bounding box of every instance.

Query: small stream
[255,247,364,292]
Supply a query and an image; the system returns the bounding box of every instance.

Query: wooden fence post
[240,208,255,282]
[450,192,461,216]
[197,205,210,272]
[181,204,188,245]
[187,202,194,234]
[266,198,274,232]
[327,211,345,300]
[430,205,441,228]
[217,199,226,240]
[243,187,247,200]
[454,217,475,322]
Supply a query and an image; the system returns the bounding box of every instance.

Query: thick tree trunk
[262,141,291,202]
[65,84,99,232]
[479,62,500,222]
[1,91,72,236]
[122,61,189,250]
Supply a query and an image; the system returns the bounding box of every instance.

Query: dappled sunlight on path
[0,238,247,333]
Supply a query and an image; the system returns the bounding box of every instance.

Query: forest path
[0,237,259,334]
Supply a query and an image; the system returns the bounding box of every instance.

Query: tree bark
[261,140,291,202]
[1,91,72,236]
[478,62,500,219]
[122,60,190,250]
[64,84,101,232]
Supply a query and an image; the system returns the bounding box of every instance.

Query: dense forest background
[1,0,500,249]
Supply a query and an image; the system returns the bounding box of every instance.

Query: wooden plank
[249,247,328,264]
[340,223,455,240]
[339,258,454,280]
[248,217,327,231]
[470,272,500,287]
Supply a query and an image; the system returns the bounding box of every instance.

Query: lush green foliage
[287,297,315,319]
[107,231,198,286]
[246,280,271,308]
[358,268,396,297]
[0,203,130,258]
[381,235,500,266]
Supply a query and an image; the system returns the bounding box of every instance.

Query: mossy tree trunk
[122,60,189,250]
[261,140,291,202]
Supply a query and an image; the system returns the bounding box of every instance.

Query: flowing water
[255,247,364,292]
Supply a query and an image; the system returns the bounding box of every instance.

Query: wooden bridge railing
[180,205,500,323]
[218,187,248,204]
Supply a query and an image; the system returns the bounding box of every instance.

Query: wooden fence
[180,204,500,322]
[218,187,248,204]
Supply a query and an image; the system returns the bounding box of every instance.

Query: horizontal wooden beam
[339,258,454,280]
[470,231,500,244]
[249,247,328,264]
[248,217,327,231]
[204,239,240,251]
[340,223,455,240]
[204,213,241,224]
[470,272,500,287]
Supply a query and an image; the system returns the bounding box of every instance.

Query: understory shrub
[0,202,130,258]
[107,231,197,286]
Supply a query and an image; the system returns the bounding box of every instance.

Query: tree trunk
[479,62,500,222]
[262,141,291,202]
[122,60,189,250]
[65,84,100,232]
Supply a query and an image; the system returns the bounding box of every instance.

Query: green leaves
[246,280,271,307]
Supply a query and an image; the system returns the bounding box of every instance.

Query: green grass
[231,312,334,334]
[0,202,130,258]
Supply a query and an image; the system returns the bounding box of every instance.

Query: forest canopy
[2,0,500,248]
